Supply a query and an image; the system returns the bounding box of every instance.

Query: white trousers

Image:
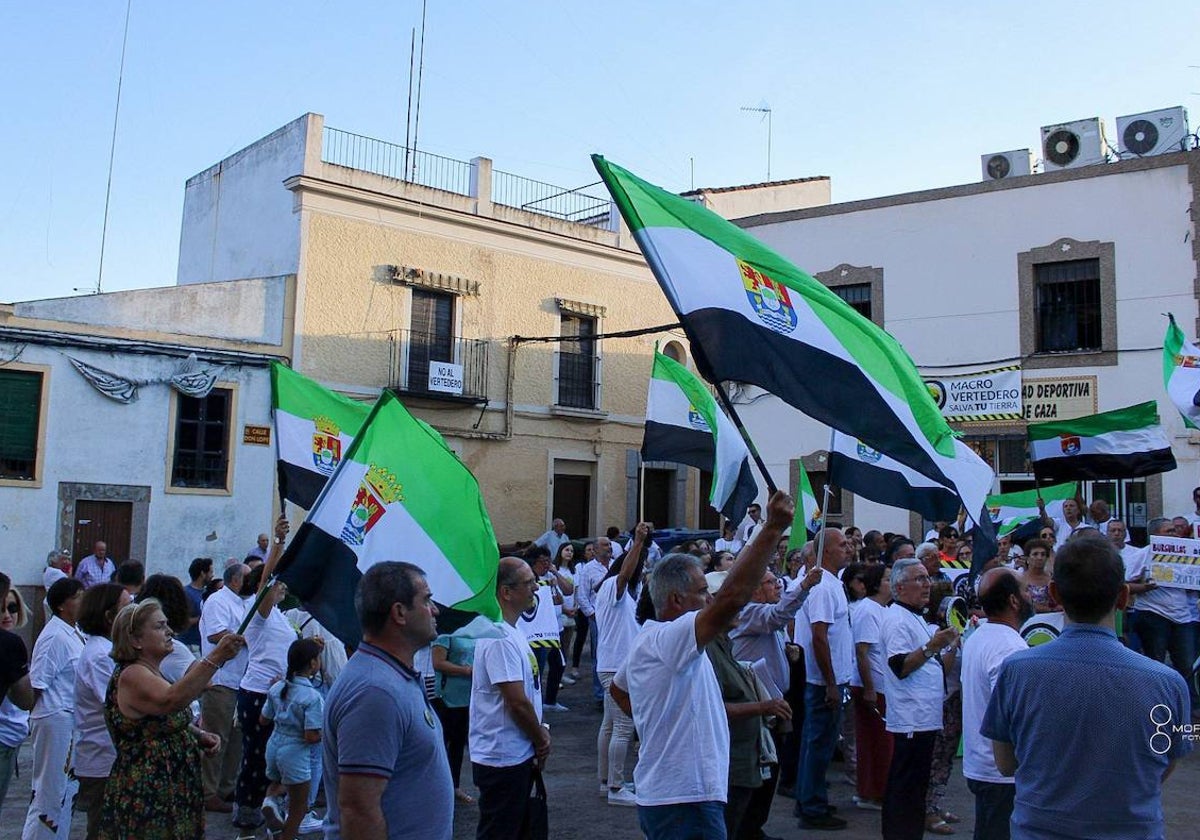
[597,671,636,789]
[21,711,76,840]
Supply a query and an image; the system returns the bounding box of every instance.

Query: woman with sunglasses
[0,587,30,818]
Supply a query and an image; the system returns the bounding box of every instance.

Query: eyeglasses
[907,574,932,584]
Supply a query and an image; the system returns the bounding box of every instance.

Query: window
[1034,259,1101,353]
[557,313,599,409]
[808,470,844,518]
[407,289,455,391]
[171,388,232,489]
[832,282,872,320]
[0,369,44,482]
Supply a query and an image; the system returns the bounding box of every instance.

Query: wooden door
[552,474,592,539]
[72,500,133,564]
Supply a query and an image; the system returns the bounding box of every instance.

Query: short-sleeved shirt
[323,642,452,840]
[431,634,476,709]
[75,555,116,589]
[199,585,249,690]
[616,611,728,806]
[73,634,116,777]
[179,583,205,647]
[29,615,84,719]
[795,569,853,686]
[0,630,28,703]
[982,624,1192,839]
[263,676,323,743]
[881,603,943,734]
[960,621,1027,784]
[594,576,639,673]
[241,608,298,695]
[469,621,541,767]
[850,597,887,693]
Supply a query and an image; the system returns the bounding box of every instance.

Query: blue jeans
[795,682,845,818]
[1136,611,1198,704]
[967,779,1015,840]
[589,615,602,700]
[638,801,727,840]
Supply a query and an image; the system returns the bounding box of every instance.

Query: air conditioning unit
[1116,106,1190,158]
[981,149,1032,181]
[1040,118,1107,171]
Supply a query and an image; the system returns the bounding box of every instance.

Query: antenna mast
[740,103,772,180]
[96,0,133,295]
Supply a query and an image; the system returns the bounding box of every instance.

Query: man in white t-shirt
[793,528,855,830]
[470,556,551,838]
[735,503,763,546]
[610,492,792,840]
[961,568,1034,840]
[880,557,959,840]
[199,562,250,813]
[575,537,613,702]
[594,523,649,806]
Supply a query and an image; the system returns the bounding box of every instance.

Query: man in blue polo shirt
[982,535,1192,840]
[323,562,452,840]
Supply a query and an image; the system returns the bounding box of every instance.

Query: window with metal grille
[557,314,598,409]
[171,388,231,489]
[833,283,872,320]
[997,438,1031,476]
[0,369,43,481]
[407,289,456,391]
[1034,259,1101,353]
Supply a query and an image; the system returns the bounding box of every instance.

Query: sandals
[926,818,955,835]
[454,789,476,805]
[942,811,962,824]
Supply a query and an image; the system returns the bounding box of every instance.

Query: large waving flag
[275,391,500,647]
[786,462,819,551]
[642,349,757,521]
[1028,401,1176,483]
[271,363,370,509]
[986,482,1077,538]
[828,431,962,521]
[593,156,994,523]
[1164,314,1200,430]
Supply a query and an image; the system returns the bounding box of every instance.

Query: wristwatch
[922,646,936,660]
[274,536,285,545]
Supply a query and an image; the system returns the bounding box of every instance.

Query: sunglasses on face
[4,602,17,615]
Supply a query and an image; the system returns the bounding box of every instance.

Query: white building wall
[0,342,275,586]
[177,114,319,285]
[735,160,1199,534]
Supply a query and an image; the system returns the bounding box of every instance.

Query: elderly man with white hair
[915,541,951,585]
[880,557,959,840]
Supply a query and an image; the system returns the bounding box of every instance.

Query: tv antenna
[741,102,772,180]
[94,0,133,295]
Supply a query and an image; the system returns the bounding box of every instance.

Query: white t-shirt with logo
[615,611,728,806]
[881,603,944,734]
[794,569,854,686]
[1130,546,1197,623]
[594,577,639,673]
[851,597,888,693]
[961,621,1027,784]
[469,621,541,767]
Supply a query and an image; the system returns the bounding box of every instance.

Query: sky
[2,1,1198,303]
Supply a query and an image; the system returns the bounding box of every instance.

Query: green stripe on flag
[788,463,817,551]
[271,362,371,431]
[1027,401,1160,441]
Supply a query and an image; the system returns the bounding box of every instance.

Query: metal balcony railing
[322,127,473,196]
[491,171,617,230]
[389,330,490,403]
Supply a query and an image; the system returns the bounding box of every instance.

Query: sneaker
[261,795,285,829]
[297,811,324,835]
[800,812,847,831]
[233,805,266,829]
[544,702,569,712]
[853,795,882,811]
[607,787,638,807]
[560,674,577,685]
[599,782,609,795]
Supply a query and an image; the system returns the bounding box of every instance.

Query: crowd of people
[0,489,1195,839]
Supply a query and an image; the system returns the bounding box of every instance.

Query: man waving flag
[592,156,994,522]
[642,348,757,521]
[1164,313,1200,430]
[275,391,500,646]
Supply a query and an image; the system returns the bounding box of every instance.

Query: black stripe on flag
[1032,449,1176,483]
[641,421,715,471]
[275,522,364,648]
[828,452,961,522]
[684,307,953,488]
[278,461,332,511]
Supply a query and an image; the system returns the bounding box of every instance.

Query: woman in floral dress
[97,599,245,840]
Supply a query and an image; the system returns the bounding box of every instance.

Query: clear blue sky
[2,1,1197,303]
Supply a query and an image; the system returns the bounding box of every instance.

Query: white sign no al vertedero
[428,361,464,395]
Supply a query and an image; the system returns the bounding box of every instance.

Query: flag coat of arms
[1028,401,1176,482]
[275,391,501,647]
[271,363,370,509]
[592,156,994,523]
[641,349,757,521]
[827,431,962,522]
[787,462,819,551]
[986,482,1077,538]
[1164,313,1200,430]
